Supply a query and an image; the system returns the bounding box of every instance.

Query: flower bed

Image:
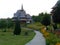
[41,27,60,45]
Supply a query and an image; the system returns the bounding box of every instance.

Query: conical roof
[21,4,24,11]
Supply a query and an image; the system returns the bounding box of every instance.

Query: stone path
[25,31,46,45]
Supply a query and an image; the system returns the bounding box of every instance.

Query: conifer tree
[14,19,21,35]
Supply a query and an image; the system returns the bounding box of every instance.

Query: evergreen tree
[13,20,21,35]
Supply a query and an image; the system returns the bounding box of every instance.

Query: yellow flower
[41,27,46,33]
[43,32,49,37]
[41,29,46,34]
[56,43,60,45]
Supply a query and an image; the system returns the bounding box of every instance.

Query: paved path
[25,31,46,45]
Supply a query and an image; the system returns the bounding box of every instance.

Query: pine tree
[13,20,21,35]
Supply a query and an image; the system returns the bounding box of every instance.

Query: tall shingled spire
[21,4,24,10]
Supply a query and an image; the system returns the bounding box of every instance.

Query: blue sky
[0,0,58,18]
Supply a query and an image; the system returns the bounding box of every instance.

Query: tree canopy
[41,13,51,26]
[32,12,51,26]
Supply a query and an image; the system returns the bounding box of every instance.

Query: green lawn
[27,22,44,30]
[0,28,35,45]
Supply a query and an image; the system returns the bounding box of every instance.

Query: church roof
[12,4,32,22]
[52,0,60,9]
[21,4,24,11]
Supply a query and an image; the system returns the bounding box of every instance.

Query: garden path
[25,30,46,45]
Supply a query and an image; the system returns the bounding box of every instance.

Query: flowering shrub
[41,27,46,33]
[41,28,60,45]
[41,27,50,38]
[56,42,60,45]
[43,32,50,38]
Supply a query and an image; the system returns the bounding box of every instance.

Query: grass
[0,28,35,45]
[27,22,45,30]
